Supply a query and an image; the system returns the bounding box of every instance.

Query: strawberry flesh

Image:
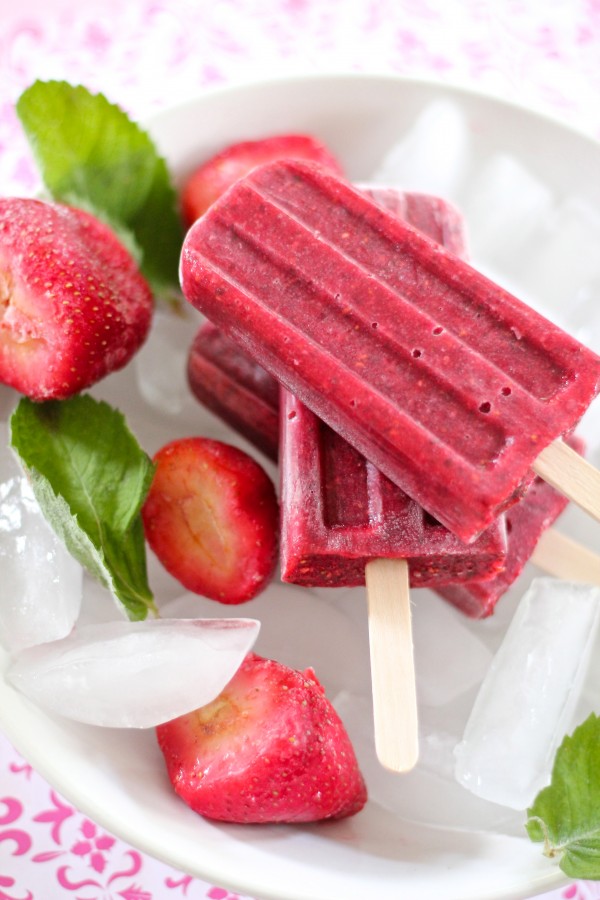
[181,133,344,226]
[142,437,279,603]
[0,198,153,401]
[156,652,367,823]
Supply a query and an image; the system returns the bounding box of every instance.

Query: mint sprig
[16,80,184,298]
[526,713,600,878]
[10,395,157,621]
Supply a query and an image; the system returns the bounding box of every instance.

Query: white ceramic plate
[2,73,600,900]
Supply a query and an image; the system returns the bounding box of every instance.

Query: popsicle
[186,188,506,587]
[187,185,468,464]
[180,159,600,543]
[280,389,506,588]
[436,435,600,617]
[188,321,279,461]
[186,185,508,772]
[355,184,468,258]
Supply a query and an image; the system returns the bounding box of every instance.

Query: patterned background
[1,0,600,898]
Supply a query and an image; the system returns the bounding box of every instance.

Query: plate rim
[143,69,600,153]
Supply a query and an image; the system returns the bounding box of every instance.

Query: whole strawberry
[0,198,153,401]
[156,653,367,823]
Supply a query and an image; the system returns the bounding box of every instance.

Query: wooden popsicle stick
[364,557,418,773]
[533,440,600,524]
[531,528,600,586]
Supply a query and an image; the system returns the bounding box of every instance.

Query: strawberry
[156,652,367,823]
[141,437,279,604]
[180,133,344,226]
[0,198,153,401]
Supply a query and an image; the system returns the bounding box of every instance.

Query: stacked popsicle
[186,180,598,603]
[181,159,600,769]
[189,184,507,591]
[279,388,506,590]
[188,185,510,771]
[181,158,600,540]
[188,321,280,462]
[188,325,596,607]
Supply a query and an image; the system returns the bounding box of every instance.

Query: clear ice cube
[7,617,260,728]
[463,153,554,271]
[0,428,83,652]
[134,308,202,416]
[454,578,600,809]
[513,197,600,330]
[162,582,370,700]
[519,197,600,322]
[369,99,469,198]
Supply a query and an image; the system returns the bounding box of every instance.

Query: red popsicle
[181,159,600,543]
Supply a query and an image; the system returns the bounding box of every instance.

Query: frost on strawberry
[0,198,153,401]
[181,133,344,226]
[141,437,279,604]
[156,652,368,824]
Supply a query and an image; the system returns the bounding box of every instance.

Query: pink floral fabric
[0,735,252,900]
[1,1,600,898]
[1,0,600,197]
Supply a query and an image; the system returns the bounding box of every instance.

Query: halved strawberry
[141,437,278,603]
[180,133,344,226]
[0,198,153,401]
[156,652,367,823]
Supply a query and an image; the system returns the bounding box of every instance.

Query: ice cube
[370,99,469,199]
[454,578,600,809]
[0,431,83,652]
[413,590,493,707]
[463,154,554,269]
[134,308,202,416]
[7,617,260,727]
[520,198,600,319]
[162,582,370,700]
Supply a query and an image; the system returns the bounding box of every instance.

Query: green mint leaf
[10,395,157,621]
[526,713,600,879]
[16,79,184,298]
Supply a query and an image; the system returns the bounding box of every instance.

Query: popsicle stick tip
[365,558,419,774]
[533,440,600,526]
[376,736,420,774]
[531,527,600,587]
